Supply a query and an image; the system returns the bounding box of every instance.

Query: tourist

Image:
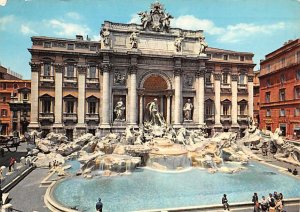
[96,198,103,212]
[260,196,268,212]
[0,147,4,157]
[273,191,279,200]
[0,186,2,206]
[268,193,274,203]
[287,168,292,173]
[253,201,260,212]
[8,157,15,172]
[252,193,259,205]
[222,194,230,211]
[292,168,298,175]
[275,198,283,212]
[279,193,284,206]
[269,198,276,212]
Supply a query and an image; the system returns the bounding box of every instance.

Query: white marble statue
[114,98,125,121]
[174,36,184,52]
[146,98,165,126]
[129,31,139,49]
[100,28,110,47]
[183,99,193,121]
[199,36,208,54]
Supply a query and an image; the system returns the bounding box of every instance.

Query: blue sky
[0,0,299,79]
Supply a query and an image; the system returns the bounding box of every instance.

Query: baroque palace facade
[28,2,255,139]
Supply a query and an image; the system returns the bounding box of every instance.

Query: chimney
[76,35,83,40]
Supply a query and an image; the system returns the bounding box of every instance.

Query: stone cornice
[29,62,41,72]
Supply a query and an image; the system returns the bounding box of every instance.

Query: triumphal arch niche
[100,1,209,132]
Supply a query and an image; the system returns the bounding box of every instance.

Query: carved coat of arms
[138,2,173,32]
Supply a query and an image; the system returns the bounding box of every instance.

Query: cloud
[0,0,7,6]
[20,24,37,35]
[91,34,100,41]
[66,12,81,20]
[128,14,140,24]
[218,22,286,43]
[46,19,90,37]
[0,15,14,30]
[172,15,223,35]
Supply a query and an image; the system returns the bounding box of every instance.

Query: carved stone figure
[129,31,139,49]
[183,99,193,121]
[174,36,184,52]
[138,11,151,29]
[145,98,165,126]
[199,36,208,54]
[100,28,110,47]
[161,12,173,32]
[114,71,126,85]
[114,98,125,121]
[184,75,193,87]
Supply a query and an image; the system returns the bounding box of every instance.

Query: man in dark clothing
[96,198,103,212]
[252,193,258,205]
[222,194,230,211]
[273,191,278,200]
[293,168,298,175]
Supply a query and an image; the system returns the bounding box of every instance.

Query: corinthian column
[174,68,182,126]
[248,75,254,118]
[28,62,40,130]
[100,63,111,128]
[53,64,63,130]
[214,73,222,127]
[77,65,87,128]
[231,73,238,127]
[128,65,138,127]
[196,68,205,127]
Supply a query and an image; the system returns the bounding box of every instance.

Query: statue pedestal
[199,53,207,57]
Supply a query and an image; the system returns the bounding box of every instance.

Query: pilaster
[77,65,87,128]
[231,73,239,127]
[53,63,64,129]
[213,72,222,128]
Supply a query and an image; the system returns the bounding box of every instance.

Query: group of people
[222,191,286,212]
[252,192,285,212]
[287,168,298,175]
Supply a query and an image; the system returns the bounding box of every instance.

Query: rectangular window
[295,108,300,117]
[2,83,7,90]
[222,73,228,84]
[223,105,229,115]
[280,74,285,84]
[267,64,271,73]
[266,109,271,117]
[13,111,17,118]
[295,87,300,99]
[223,55,228,60]
[2,97,6,102]
[23,93,28,100]
[240,56,245,61]
[205,103,213,115]
[89,66,96,78]
[281,58,285,67]
[297,70,300,80]
[239,74,245,84]
[66,101,74,114]
[266,79,271,87]
[205,73,211,84]
[280,109,285,117]
[42,100,51,113]
[279,89,285,101]
[265,92,271,103]
[44,64,51,76]
[240,104,246,115]
[90,46,96,51]
[67,44,74,50]
[89,102,96,114]
[66,65,74,77]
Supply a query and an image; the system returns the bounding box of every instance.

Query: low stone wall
[1,156,35,191]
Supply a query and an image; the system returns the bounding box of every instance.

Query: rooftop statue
[199,36,208,55]
[138,2,173,32]
[129,31,139,49]
[100,27,110,48]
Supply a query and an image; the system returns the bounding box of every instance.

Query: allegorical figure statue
[100,28,110,47]
[199,36,208,54]
[183,99,193,121]
[146,98,165,126]
[161,12,173,32]
[138,11,151,29]
[174,36,184,52]
[114,98,125,121]
[129,31,139,49]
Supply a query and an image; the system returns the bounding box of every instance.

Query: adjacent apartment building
[0,66,31,135]
[259,39,300,137]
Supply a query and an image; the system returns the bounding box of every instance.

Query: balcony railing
[86,113,99,121]
[86,78,99,83]
[205,82,214,88]
[39,112,54,122]
[205,114,215,123]
[238,114,248,121]
[63,113,77,121]
[64,76,77,82]
[40,75,54,81]
[221,115,232,122]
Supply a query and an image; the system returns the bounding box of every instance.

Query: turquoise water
[52,162,300,212]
